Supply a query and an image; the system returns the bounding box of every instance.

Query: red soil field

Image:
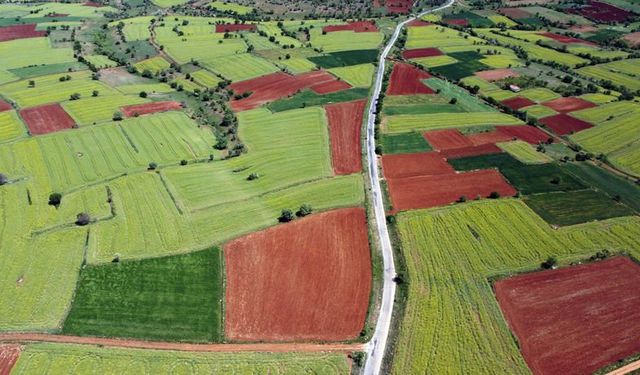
[474,68,519,81]
[407,19,431,27]
[84,1,104,7]
[387,169,517,212]
[466,130,513,146]
[0,344,21,375]
[20,104,75,135]
[382,152,454,178]
[539,113,593,135]
[230,71,348,111]
[325,100,366,175]
[568,0,633,22]
[495,257,640,375]
[501,96,536,110]
[541,97,597,113]
[0,24,45,42]
[0,100,12,112]
[623,31,640,46]
[496,125,551,144]
[498,7,531,19]
[423,129,473,150]
[539,32,595,45]
[569,24,598,33]
[445,19,469,26]
[440,143,503,159]
[386,63,433,96]
[385,0,413,13]
[215,24,257,33]
[323,21,378,33]
[402,47,443,59]
[224,207,372,342]
[121,101,182,117]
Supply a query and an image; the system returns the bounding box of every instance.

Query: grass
[328,64,374,87]
[190,69,222,88]
[577,59,640,91]
[209,1,253,14]
[380,132,432,154]
[384,112,522,133]
[8,62,86,80]
[84,55,118,69]
[0,37,76,81]
[115,82,174,95]
[424,78,494,112]
[449,153,587,194]
[151,0,188,7]
[518,87,560,103]
[201,53,280,82]
[62,95,149,126]
[497,140,553,164]
[406,25,484,50]
[392,199,640,374]
[267,87,369,112]
[524,190,635,226]
[523,105,556,119]
[134,56,170,74]
[571,100,640,124]
[0,110,25,142]
[13,343,350,374]
[309,29,383,52]
[63,247,223,342]
[309,49,379,69]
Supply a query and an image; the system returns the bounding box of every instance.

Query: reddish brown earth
[423,129,473,150]
[466,130,513,146]
[20,104,75,135]
[215,24,257,33]
[538,32,596,45]
[495,257,640,375]
[224,208,372,342]
[323,21,378,33]
[623,31,640,46]
[402,48,443,59]
[496,125,551,144]
[444,19,469,26]
[569,25,598,33]
[84,1,104,6]
[121,101,182,117]
[0,24,45,42]
[440,143,503,159]
[539,113,593,135]
[386,63,433,96]
[0,100,12,113]
[382,152,454,178]
[501,96,536,110]
[385,0,413,14]
[541,97,597,113]
[407,19,431,27]
[229,71,349,111]
[0,333,362,353]
[474,68,519,81]
[0,345,21,375]
[387,169,517,212]
[498,7,531,19]
[568,0,633,22]
[325,100,366,175]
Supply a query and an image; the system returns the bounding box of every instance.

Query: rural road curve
[0,333,363,353]
[362,1,455,374]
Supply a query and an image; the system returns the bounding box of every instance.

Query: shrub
[148,162,158,170]
[75,212,91,226]
[0,173,7,186]
[180,159,188,166]
[92,90,99,97]
[489,191,500,199]
[296,204,313,217]
[278,209,294,223]
[112,111,123,121]
[48,192,62,207]
[246,172,259,181]
[541,256,557,269]
[139,91,148,98]
[457,195,467,203]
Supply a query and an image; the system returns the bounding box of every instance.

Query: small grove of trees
[277,204,313,223]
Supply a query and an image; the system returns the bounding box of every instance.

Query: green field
[200,53,280,82]
[13,343,350,374]
[134,56,170,74]
[309,49,379,69]
[209,1,253,14]
[310,29,383,52]
[267,88,369,112]
[329,64,375,87]
[84,55,118,69]
[63,248,223,342]
[151,0,188,7]
[384,112,522,133]
[0,110,25,142]
[578,59,640,91]
[63,95,149,126]
[406,25,484,50]
[380,132,432,154]
[497,140,552,164]
[190,69,223,88]
[392,199,640,374]
[0,37,76,85]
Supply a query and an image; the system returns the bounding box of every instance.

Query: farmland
[384,112,522,133]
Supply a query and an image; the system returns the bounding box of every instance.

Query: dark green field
[449,153,586,194]
[380,132,432,154]
[309,49,379,68]
[524,189,635,226]
[267,87,369,112]
[516,17,545,27]
[443,11,494,27]
[382,103,468,115]
[0,16,86,26]
[9,62,87,79]
[62,248,223,342]
[429,51,489,81]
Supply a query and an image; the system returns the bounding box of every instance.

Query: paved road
[362,1,455,374]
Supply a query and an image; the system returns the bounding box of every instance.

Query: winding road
[362,1,455,374]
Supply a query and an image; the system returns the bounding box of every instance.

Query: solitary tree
[48,192,62,207]
[112,111,123,121]
[0,173,8,185]
[296,204,313,217]
[148,162,158,170]
[75,212,91,226]
[278,209,294,223]
[489,191,500,199]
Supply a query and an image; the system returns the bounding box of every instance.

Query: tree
[48,192,62,207]
[278,209,294,223]
[246,172,259,181]
[148,162,158,170]
[139,91,148,98]
[69,93,81,100]
[180,159,188,166]
[0,173,7,185]
[92,90,99,97]
[449,97,458,105]
[489,191,500,199]
[75,212,91,226]
[296,204,313,217]
[28,80,35,88]
[541,256,557,269]
[112,111,123,121]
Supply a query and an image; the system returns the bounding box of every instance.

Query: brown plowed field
[402,48,443,59]
[444,19,469,26]
[224,208,372,342]
[387,169,517,212]
[325,100,365,175]
[623,31,640,46]
[423,129,473,150]
[539,32,596,45]
[386,63,434,96]
[407,20,431,27]
[495,257,640,375]
[440,143,503,159]
[466,130,513,146]
[0,333,363,353]
[215,24,257,33]
[121,101,182,117]
[310,79,351,94]
[382,152,454,178]
[496,125,551,144]
[323,21,378,33]
[498,7,531,19]
[541,97,597,113]
[0,100,12,112]
[385,0,413,13]
[20,103,75,135]
[0,345,21,375]
[474,68,519,81]
[539,113,593,135]
[501,96,536,110]
[0,24,45,42]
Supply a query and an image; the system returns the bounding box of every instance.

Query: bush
[0,173,7,186]
[48,192,62,207]
[180,159,188,166]
[351,352,365,367]
[112,111,123,121]
[489,191,500,199]
[278,209,294,223]
[457,195,467,203]
[541,256,557,269]
[75,212,91,226]
[246,172,259,181]
[139,91,148,98]
[148,162,158,170]
[296,204,313,217]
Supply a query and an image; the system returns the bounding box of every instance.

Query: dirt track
[0,333,363,353]
[607,360,640,375]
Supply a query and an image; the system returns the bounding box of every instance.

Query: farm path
[607,360,640,375]
[0,333,363,353]
[362,1,455,374]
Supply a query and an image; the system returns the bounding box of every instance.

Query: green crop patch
[449,153,586,194]
[267,87,369,112]
[8,62,86,80]
[524,190,635,226]
[63,247,223,342]
[382,103,468,115]
[309,49,379,69]
[380,132,432,154]
[444,11,494,27]
[428,51,490,81]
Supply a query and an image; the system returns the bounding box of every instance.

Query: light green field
[521,6,591,25]
[134,56,170,74]
[460,76,517,101]
[567,45,628,59]
[571,100,640,124]
[579,93,618,105]
[578,59,640,91]
[0,71,120,108]
[200,53,280,82]
[115,82,174,95]
[209,1,253,14]
[497,140,553,164]
[0,38,76,81]
[151,0,188,7]
[310,29,383,52]
[62,95,150,126]
[384,112,522,133]
[244,32,279,50]
[276,58,318,74]
[21,2,117,17]
[518,87,560,103]
[392,199,640,374]
[174,78,203,93]
[0,110,25,142]
[486,14,518,27]
[424,78,495,112]
[13,343,350,374]
[406,25,484,49]
[190,69,222,88]
[480,53,522,69]
[412,55,458,68]
[523,104,556,119]
[111,17,154,41]
[84,55,118,69]
[328,64,374,87]
[154,26,246,65]
[258,23,302,47]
